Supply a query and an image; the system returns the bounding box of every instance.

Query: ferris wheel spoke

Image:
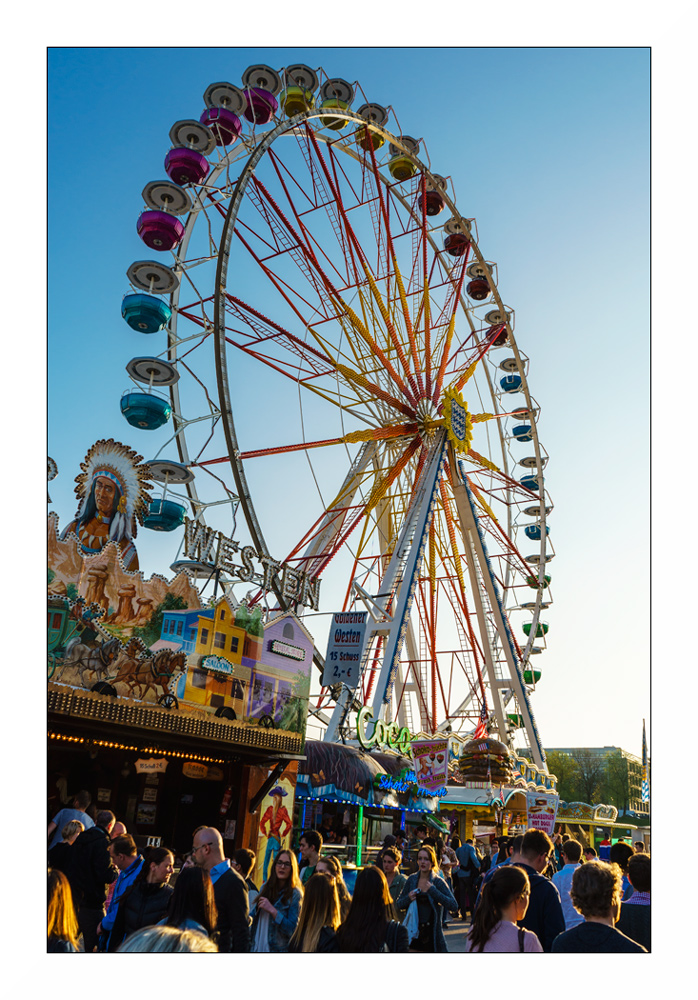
[231,214,413,407]
[324,142,423,402]
[304,130,430,402]
[236,421,418,462]
[432,257,470,405]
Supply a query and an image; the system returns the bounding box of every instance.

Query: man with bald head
[192,826,250,952]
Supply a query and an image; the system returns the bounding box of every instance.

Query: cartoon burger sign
[526,791,559,835]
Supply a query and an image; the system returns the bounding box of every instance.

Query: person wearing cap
[259,786,293,883]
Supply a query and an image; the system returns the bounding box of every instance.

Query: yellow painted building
[193,598,245,663]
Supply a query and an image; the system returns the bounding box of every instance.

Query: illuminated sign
[183,518,321,610]
[356,704,413,755]
[374,771,448,799]
[269,639,306,661]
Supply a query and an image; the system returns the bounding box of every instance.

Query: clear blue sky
[46,46,649,757]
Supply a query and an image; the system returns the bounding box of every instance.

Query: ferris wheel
[118,62,554,768]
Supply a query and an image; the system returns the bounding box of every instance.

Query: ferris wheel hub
[414,397,440,441]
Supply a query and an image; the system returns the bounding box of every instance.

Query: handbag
[252,910,271,952]
[401,899,420,943]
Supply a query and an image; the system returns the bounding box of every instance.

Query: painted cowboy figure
[61,439,152,572]
[259,787,293,883]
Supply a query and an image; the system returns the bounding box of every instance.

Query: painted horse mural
[56,636,122,688]
[112,647,185,707]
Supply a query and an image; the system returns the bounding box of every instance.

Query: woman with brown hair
[336,866,409,953]
[396,844,458,952]
[314,855,352,920]
[249,848,303,952]
[378,847,408,906]
[288,872,341,953]
[465,865,542,952]
[48,868,79,953]
[164,865,218,939]
[106,846,175,952]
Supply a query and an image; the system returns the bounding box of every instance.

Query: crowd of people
[47,792,650,954]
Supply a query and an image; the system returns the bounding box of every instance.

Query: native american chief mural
[60,439,153,571]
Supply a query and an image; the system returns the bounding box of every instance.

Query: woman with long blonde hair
[288,872,341,953]
[314,855,352,920]
[250,848,303,952]
[48,868,79,953]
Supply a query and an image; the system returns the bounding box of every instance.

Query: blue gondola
[524,524,550,540]
[121,293,172,334]
[120,391,172,430]
[521,474,544,492]
[143,498,186,532]
[500,374,522,393]
[512,424,533,442]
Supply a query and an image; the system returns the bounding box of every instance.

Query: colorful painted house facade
[158,608,214,654]
[172,598,313,734]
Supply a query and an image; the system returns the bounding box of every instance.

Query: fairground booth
[47,438,316,887]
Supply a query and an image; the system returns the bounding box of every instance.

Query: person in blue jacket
[97,834,144,950]
[250,849,303,952]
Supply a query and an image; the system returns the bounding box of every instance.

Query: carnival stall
[295,738,445,869]
[437,736,559,848]
[47,439,314,859]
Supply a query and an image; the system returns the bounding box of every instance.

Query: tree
[570,750,607,803]
[133,593,187,648]
[602,751,643,814]
[544,751,580,803]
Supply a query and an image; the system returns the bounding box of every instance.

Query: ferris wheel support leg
[323,685,353,744]
[449,448,547,772]
[368,433,449,722]
[457,506,509,742]
[323,433,448,742]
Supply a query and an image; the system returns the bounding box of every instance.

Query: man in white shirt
[552,838,584,930]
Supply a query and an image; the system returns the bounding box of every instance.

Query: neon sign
[374,771,448,799]
[356,705,413,755]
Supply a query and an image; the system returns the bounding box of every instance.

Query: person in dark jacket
[288,872,341,953]
[164,865,218,939]
[107,847,175,951]
[552,860,646,953]
[396,845,458,952]
[192,826,250,952]
[232,847,259,907]
[615,853,651,950]
[508,829,565,952]
[48,819,84,876]
[337,867,409,953]
[67,809,116,953]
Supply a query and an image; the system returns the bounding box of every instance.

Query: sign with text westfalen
[322,612,368,688]
[526,791,559,835]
